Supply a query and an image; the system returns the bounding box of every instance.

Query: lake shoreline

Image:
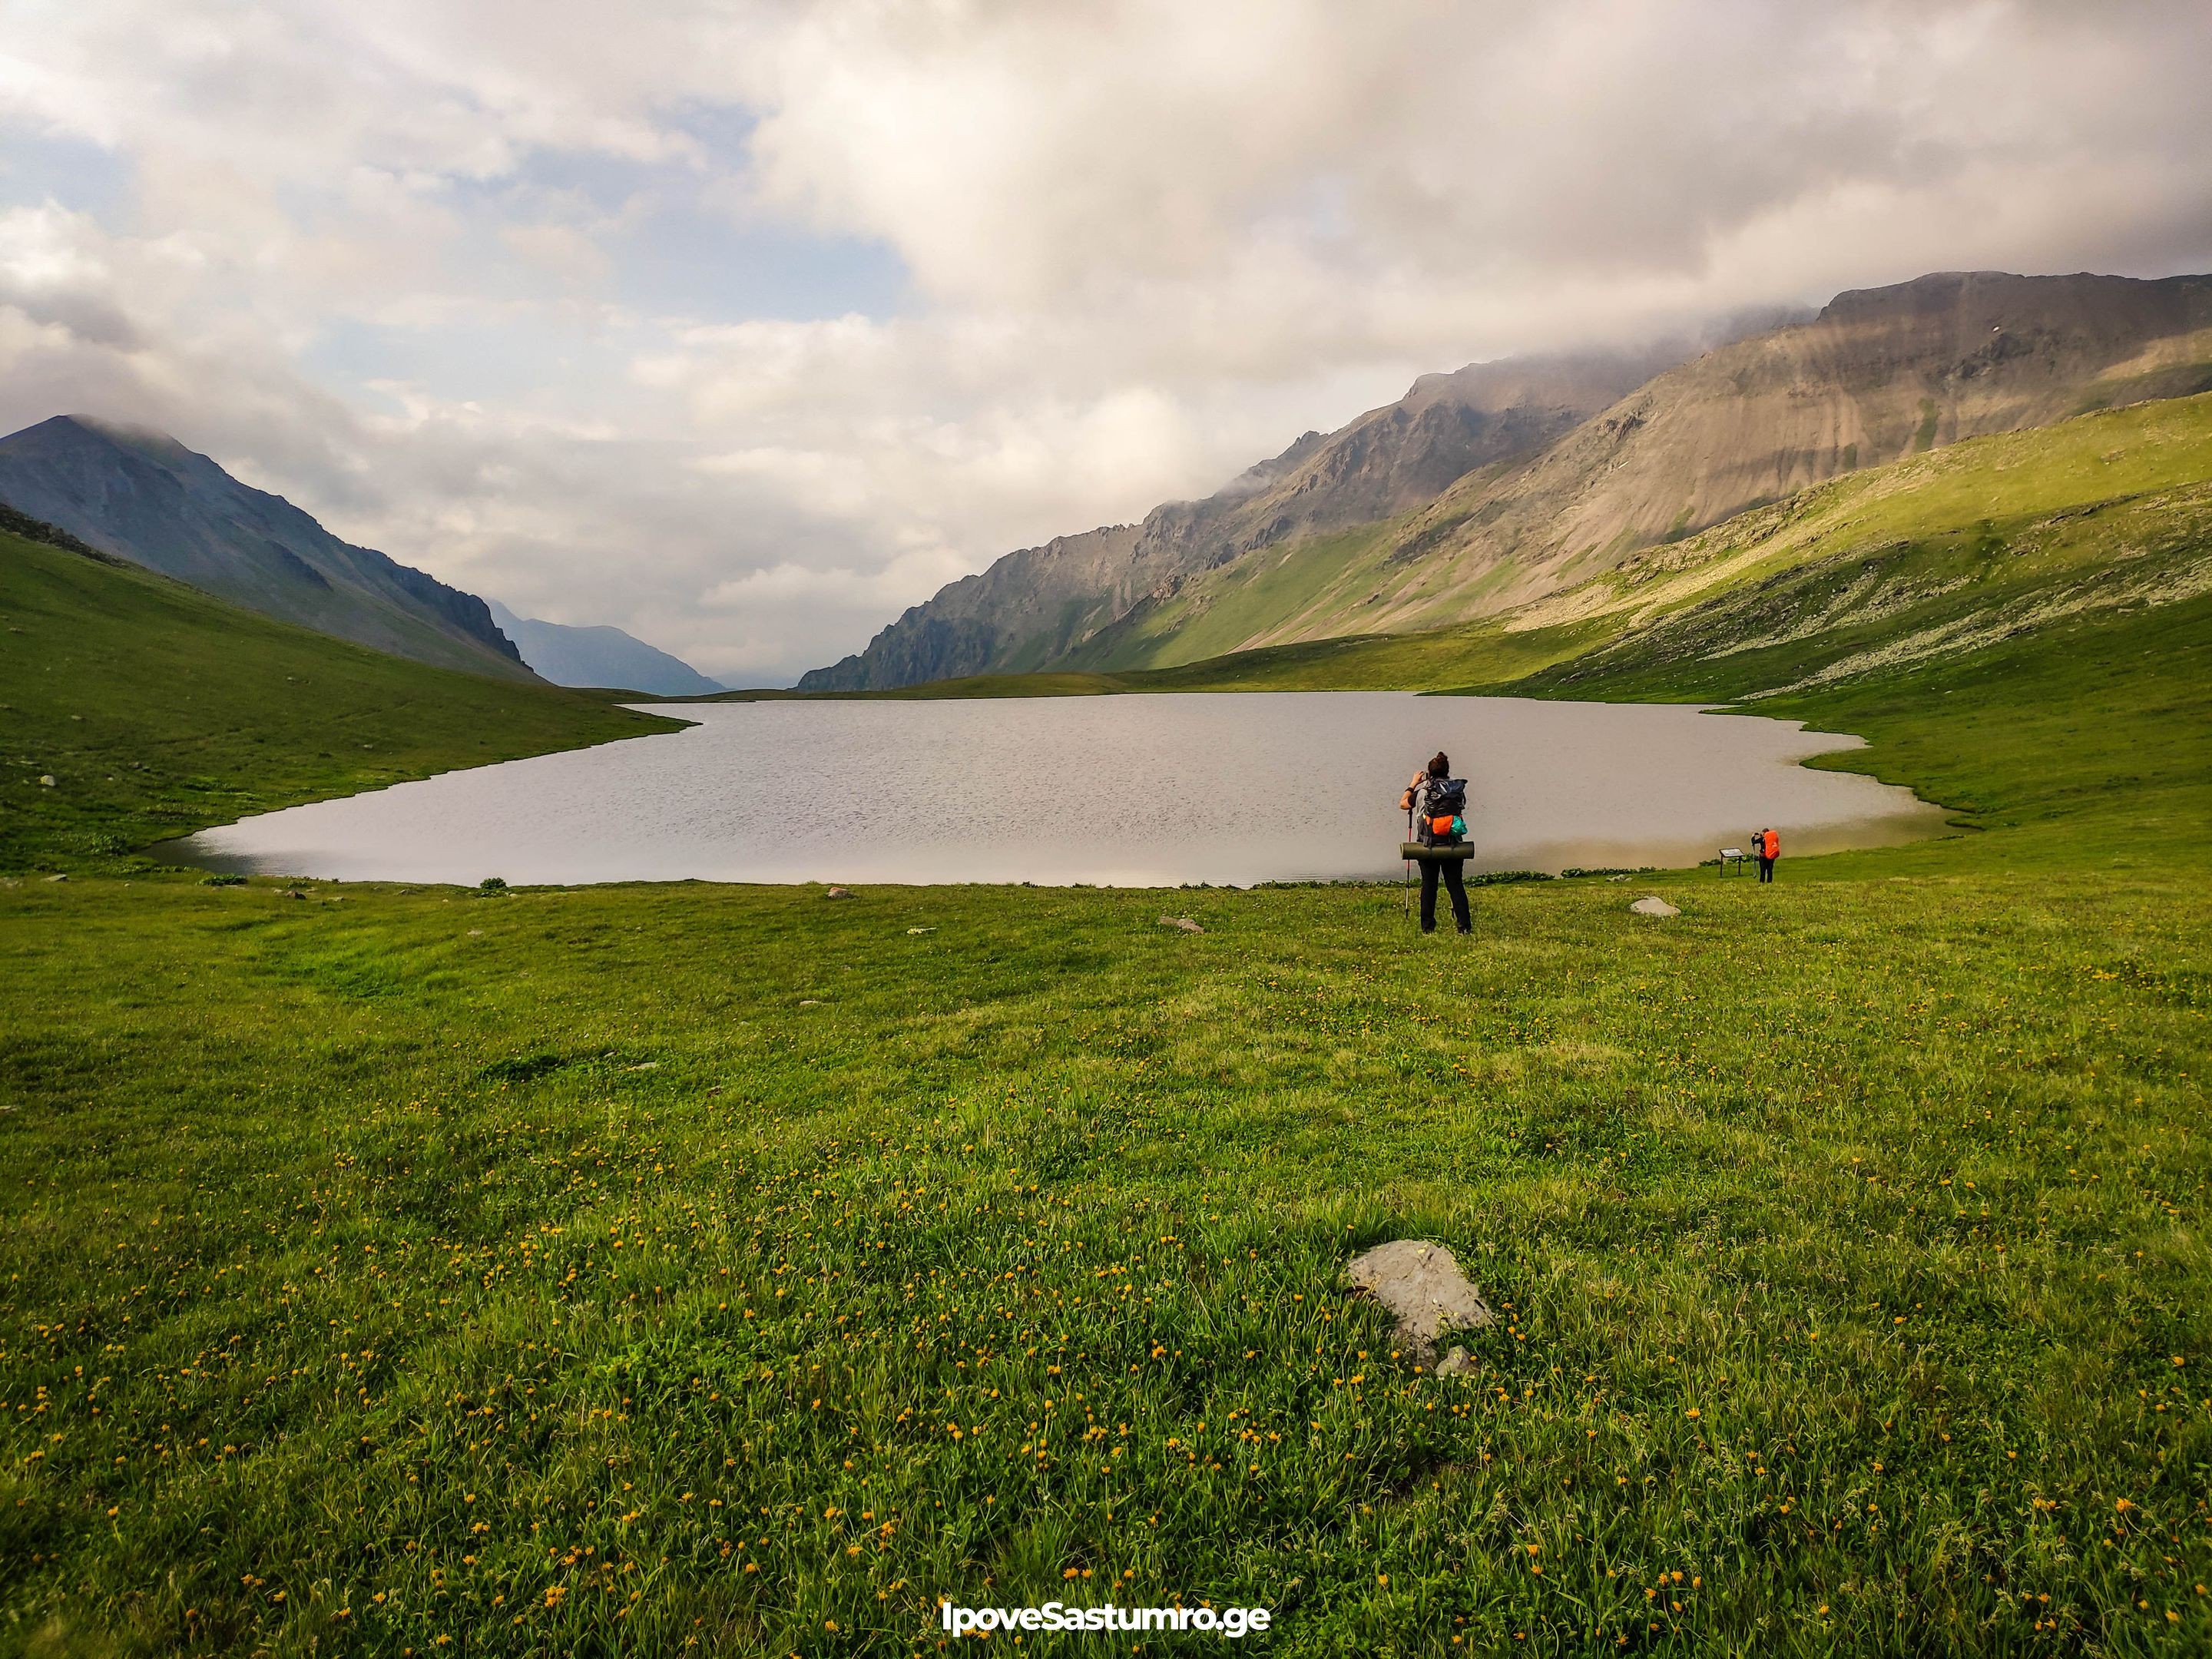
[152,690,1945,889]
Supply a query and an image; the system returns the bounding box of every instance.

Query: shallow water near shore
[159,692,1946,886]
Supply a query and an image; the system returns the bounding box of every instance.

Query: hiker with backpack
[1757,826,1780,883]
[1399,751,1472,935]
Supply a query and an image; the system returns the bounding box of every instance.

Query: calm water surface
[164,693,1945,886]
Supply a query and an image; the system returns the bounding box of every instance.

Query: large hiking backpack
[1420,777,1469,846]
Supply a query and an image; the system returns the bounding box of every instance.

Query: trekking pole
[1403,804,1414,922]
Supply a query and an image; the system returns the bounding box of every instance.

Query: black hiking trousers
[1758,856,1776,883]
[1420,857,1472,933]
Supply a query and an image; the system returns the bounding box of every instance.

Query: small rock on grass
[825,886,854,899]
[1344,1240,1492,1360]
[906,926,935,935]
[1630,896,1681,917]
[43,873,68,882]
[1157,916,1204,932]
[1434,1346,1477,1376]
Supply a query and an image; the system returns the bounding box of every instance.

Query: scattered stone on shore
[1344,1240,1492,1359]
[1157,916,1205,932]
[825,886,854,899]
[1630,896,1681,917]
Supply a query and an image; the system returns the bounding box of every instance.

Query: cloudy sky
[2,0,2208,683]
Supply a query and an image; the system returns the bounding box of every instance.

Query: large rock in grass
[1630,896,1681,917]
[1344,1240,1493,1359]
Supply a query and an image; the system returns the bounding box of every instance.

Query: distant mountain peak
[25,413,196,463]
[486,599,725,696]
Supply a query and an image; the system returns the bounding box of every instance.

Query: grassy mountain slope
[757,392,2212,705]
[1493,389,2212,693]
[805,272,2212,687]
[1728,592,2210,867]
[0,416,534,680]
[1332,272,2212,640]
[0,528,680,872]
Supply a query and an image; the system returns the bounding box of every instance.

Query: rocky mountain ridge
[796,345,1691,690]
[803,270,2212,687]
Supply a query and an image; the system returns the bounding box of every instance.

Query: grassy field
[2,796,2207,1655]
[0,528,677,874]
[3,435,2212,1654]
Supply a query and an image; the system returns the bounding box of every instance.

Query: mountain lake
[157,692,1949,886]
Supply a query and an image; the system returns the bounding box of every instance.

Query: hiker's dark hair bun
[1428,751,1450,777]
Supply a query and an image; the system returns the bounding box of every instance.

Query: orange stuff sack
[1431,815,1459,837]
[1763,830,1780,859]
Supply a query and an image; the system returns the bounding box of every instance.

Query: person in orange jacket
[1757,826,1779,883]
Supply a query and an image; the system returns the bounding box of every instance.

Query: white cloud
[0,0,2208,681]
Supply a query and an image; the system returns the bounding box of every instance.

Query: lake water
[161,693,1945,887]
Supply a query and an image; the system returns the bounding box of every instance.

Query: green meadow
[2,443,2210,1656]
[0,531,676,873]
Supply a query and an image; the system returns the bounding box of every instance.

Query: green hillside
[1055,392,2212,679]
[0,528,681,873]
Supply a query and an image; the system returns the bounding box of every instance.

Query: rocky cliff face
[803,271,2212,687]
[796,347,1686,690]
[1357,271,2212,631]
[0,416,532,680]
